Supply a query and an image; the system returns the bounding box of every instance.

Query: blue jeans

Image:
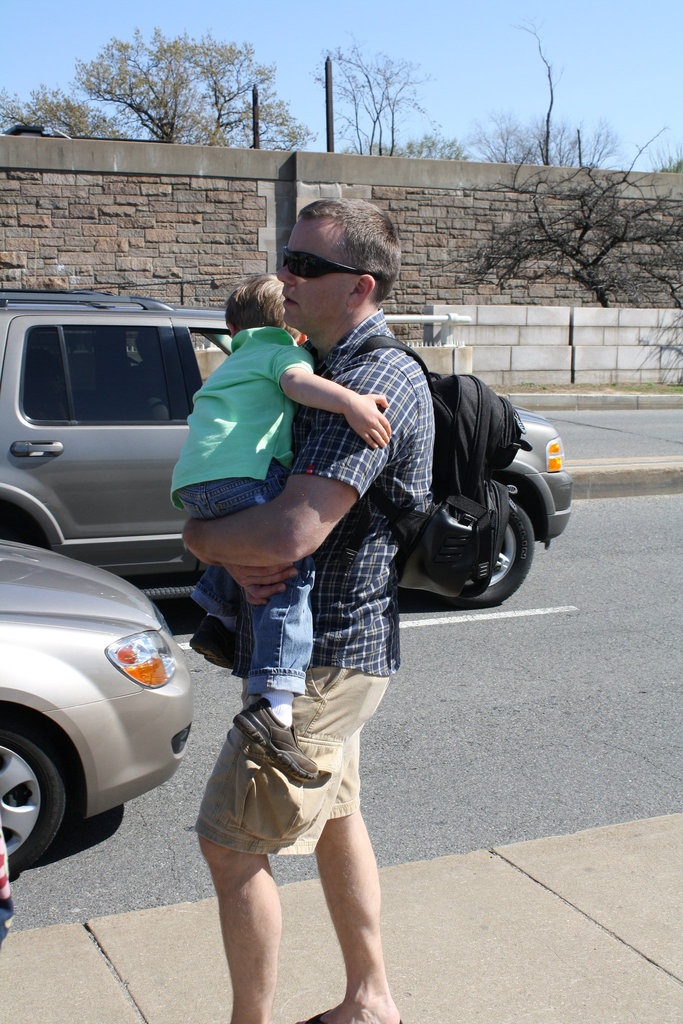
[176,460,313,696]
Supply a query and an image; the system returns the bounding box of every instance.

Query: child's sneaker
[233,698,318,782]
[189,615,236,669]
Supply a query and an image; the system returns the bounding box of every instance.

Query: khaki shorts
[196,666,390,855]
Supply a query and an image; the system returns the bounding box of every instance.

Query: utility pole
[325,56,334,152]
[252,84,260,149]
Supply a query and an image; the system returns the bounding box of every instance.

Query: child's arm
[280,366,391,449]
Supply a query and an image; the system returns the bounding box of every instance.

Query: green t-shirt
[171,326,314,508]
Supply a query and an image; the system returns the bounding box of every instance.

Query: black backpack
[352,335,530,599]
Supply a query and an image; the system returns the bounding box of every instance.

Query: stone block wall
[423,304,683,386]
[0,169,269,308]
[2,138,682,312]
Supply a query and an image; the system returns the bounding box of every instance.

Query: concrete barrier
[423,304,683,389]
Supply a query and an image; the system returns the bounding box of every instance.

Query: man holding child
[183,197,433,1024]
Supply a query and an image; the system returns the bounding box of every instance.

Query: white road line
[399,605,578,629]
[177,605,579,649]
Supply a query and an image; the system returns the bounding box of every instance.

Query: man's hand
[227,563,298,606]
[184,520,295,603]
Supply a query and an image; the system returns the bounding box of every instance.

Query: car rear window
[22,325,173,423]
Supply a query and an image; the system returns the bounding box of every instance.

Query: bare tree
[468,111,536,165]
[468,26,622,169]
[454,161,683,307]
[320,42,429,155]
[530,25,555,166]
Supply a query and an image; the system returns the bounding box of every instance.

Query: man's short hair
[225,274,297,338]
[297,199,401,304]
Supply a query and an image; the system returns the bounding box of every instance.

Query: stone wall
[0,141,287,307]
[2,137,682,316]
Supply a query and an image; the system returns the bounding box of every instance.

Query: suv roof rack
[0,289,175,311]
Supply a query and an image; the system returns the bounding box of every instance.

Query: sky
[1,0,680,170]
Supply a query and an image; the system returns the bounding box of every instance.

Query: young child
[171,275,391,783]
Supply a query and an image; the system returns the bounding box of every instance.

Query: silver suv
[0,290,231,582]
[0,290,571,607]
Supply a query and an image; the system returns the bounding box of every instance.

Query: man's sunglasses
[281,246,371,279]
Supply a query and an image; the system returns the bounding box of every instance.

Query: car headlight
[106,631,176,688]
[546,437,565,473]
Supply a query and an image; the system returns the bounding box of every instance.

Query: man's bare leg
[200,836,281,1024]
[312,811,401,1024]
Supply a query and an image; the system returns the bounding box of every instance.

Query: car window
[189,327,232,355]
[22,325,172,423]
[22,327,70,421]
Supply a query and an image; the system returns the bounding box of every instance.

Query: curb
[568,458,683,499]
[507,393,683,411]
[504,392,683,497]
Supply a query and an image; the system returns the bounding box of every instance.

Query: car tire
[446,502,535,610]
[0,721,67,877]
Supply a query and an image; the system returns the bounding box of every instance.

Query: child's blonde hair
[225,274,298,339]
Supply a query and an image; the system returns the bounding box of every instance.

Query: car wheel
[0,721,67,877]
[446,502,535,610]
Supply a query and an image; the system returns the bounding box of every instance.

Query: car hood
[516,407,557,429]
[0,541,160,631]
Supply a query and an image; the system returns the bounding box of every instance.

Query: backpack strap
[339,334,429,573]
[356,334,434,389]
[357,334,433,520]
[461,375,489,497]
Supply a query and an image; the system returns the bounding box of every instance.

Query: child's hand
[344,393,391,448]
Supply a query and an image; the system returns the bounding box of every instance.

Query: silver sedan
[0,541,193,876]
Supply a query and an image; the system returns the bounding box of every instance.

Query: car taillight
[106,631,175,688]
[546,438,564,473]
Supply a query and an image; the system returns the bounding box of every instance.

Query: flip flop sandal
[298,1016,403,1024]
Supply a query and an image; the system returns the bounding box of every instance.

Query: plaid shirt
[233,311,434,677]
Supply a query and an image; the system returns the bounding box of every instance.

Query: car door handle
[10,440,64,457]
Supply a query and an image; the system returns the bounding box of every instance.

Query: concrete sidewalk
[4,815,682,1024]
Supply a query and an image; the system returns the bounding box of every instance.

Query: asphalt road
[11,491,683,932]
[539,407,683,462]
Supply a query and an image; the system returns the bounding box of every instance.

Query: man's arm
[182,472,358,570]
